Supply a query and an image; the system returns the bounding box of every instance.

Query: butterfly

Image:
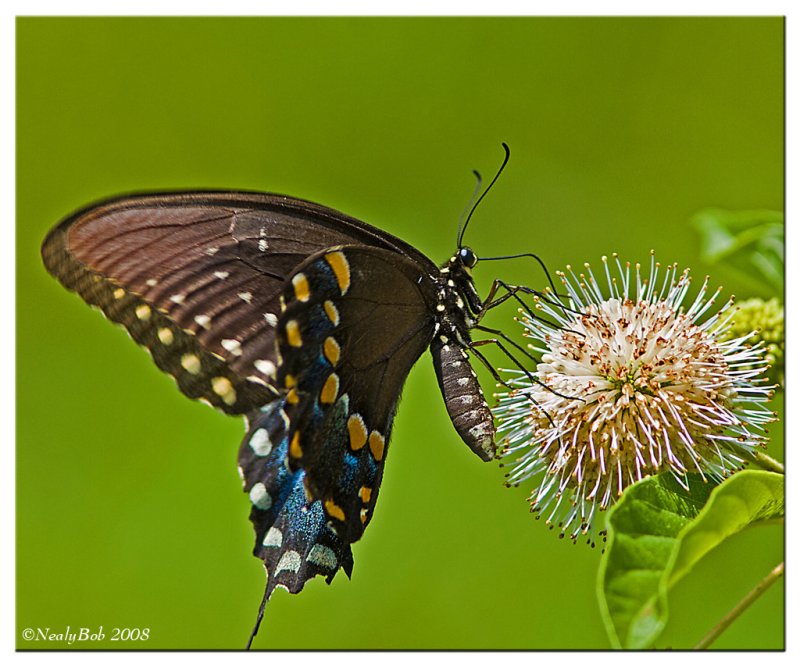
[40,146,526,646]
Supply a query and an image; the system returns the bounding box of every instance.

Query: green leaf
[692,208,784,293]
[597,470,784,649]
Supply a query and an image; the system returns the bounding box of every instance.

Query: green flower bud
[720,297,784,386]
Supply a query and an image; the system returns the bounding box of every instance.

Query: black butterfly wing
[239,244,438,569]
[41,191,438,415]
[279,246,439,544]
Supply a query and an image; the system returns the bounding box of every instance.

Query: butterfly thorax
[433,247,483,344]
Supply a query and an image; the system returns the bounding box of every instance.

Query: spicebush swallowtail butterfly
[41,145,536,646]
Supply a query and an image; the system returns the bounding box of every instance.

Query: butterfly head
[457,246,478,271]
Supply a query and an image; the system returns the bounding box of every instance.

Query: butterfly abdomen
[430,336,495,462]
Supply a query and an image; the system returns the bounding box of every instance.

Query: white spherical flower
[494,253,775,545]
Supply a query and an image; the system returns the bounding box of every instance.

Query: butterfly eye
[459,246,478,268]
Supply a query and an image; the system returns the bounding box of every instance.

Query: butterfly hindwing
[275,245,438,543]
[238,400,353,598]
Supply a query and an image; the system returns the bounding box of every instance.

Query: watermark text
[21,626,150,645]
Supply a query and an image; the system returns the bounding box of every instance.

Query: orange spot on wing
[285,320,302,347]
[292,273,311,302]
[320,373,339,405]
[368,431,385,462]
[324,251,351,295]
[347,414,368,451]
[290,431,302,458]
[324,300,340,326]
[324,499,345,521]
[323,337,341,365]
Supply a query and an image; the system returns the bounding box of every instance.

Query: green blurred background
[17,17,784,649]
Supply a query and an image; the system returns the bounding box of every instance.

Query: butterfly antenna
[246,577,271,650]
[457,142,511,248]
[455,169,483,247]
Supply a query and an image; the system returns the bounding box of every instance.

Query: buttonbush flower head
[494,253,776,545]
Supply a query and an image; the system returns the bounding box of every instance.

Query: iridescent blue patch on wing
[238,399,353,598]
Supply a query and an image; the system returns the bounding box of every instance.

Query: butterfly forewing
[41,191,437,414]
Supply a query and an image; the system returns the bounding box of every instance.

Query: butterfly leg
[473,323,539,365]
[467,339,558,427]
[477,279,540,321]
[477,279,587,335]
[471,327,581,404]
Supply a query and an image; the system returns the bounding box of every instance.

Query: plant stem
[750,450,785,474]
[694,561,785,649]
